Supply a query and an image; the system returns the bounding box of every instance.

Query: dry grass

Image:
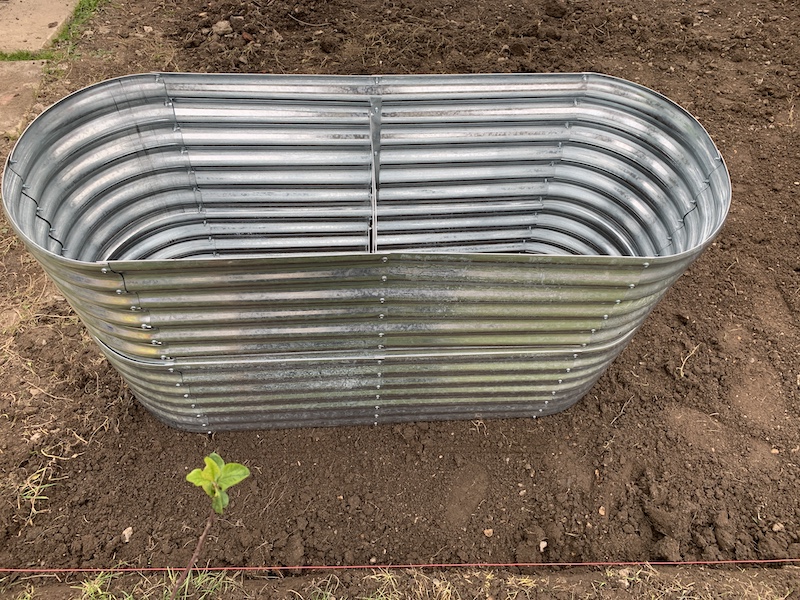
[1,565,797,600]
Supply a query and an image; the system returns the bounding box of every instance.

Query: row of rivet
[374,257,390,425]
[540,262,650,418]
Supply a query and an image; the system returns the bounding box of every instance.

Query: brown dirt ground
[1,0,800,597]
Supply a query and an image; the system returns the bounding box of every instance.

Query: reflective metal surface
[1,73,730,431]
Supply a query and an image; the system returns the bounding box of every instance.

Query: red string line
[2,557,800,574]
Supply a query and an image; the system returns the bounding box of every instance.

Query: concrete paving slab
[0,0,79,52]
[0,61,45,137]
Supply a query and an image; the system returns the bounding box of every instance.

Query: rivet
[573,353,578,358]
[629,283,635,289]
[168,368,174,373]
[643,262,650,268]
[538,408,543,413]
[558,379,563,384]
[376,384,381,389]
[551,391,556,396]
[100,268,108,274]
[377,373,382,377]
[382,256,388,262]
[376,394,381,400]
[591,328,596,333]
[374,413,379,418]
[380,297,385,303]
[184,394,189,398]
[116,289,123,295]
[603,314,608,320]
[191,404,196,408]
[378,344,384,350]
[615,299,621,304]
[375,406,379,410]
[176,383,181,387]
[378,332,384,338]
[141,324,152,329]
[379,314,385,319]
[546,400,550,404]
[566,368,571,372]
[381,275,387,282]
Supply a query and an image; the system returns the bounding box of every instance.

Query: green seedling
[169,453,250,600]
[186,452,250,515]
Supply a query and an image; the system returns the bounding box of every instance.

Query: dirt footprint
[444,464,489,529]
[727,360,786,430]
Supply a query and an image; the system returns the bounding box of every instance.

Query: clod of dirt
[653,535,682,561]
[543,0,569,18]
[285,532,305,570]
[713,510,736,552]
[514,540,543,563]
[758,534,789,559]
[644,503,691,542]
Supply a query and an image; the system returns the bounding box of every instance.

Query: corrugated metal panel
[1,73,730,432]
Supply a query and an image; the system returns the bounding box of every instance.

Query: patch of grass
[14,464,61,526]
[304,574,342,600]
[12,584,36,600]
[64,570,247,600]
[0,0,106,62]
[0,50,55,62]
[53,0,108,47]
[73,572,120,599]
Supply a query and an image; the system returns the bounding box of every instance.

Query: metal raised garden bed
[1,73,730,432]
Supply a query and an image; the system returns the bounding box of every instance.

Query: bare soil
[1,0,799,597]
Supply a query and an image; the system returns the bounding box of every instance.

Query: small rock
[539,540,548,552]
[483,528,494,537]
[599,506,606,517]
[143,26,154,34]
[48,21,58,28]
[772,523,785,533]
[212,20,233,36]
[122,527,133,543]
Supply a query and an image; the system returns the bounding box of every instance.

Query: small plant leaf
[212,489,230,515]
[217,463,250,492]
[208,452,225,470]
[203,455,222,480]
[186,469,215,498]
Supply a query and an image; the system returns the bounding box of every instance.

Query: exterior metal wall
[2,73,730,432]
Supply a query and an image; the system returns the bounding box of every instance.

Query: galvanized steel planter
[2,73,730,431]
